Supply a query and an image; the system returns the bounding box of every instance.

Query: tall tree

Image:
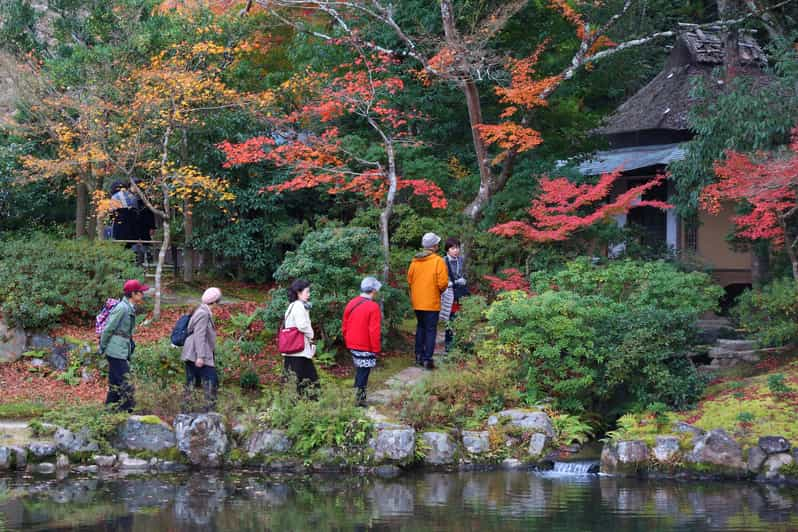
[219,48,446,279]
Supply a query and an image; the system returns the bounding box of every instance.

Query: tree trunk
[183,203,194,283]
[153,185,170,322]
[751,241,770,288]
[380,141,398,282]
[75,182,88,238]
[438,0,495,221]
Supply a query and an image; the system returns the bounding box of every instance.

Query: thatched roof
[595,28,768,137]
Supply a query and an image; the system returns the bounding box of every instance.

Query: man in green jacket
[100,279,148,412]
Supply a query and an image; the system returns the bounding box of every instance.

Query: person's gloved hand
[454,277,467,286]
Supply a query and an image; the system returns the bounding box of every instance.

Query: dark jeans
[283,356,320,397]
[414,310,439,363]
[183,361,219,412]
[106,356,135,413]
[445,311,457,352]
[354,367,371,390]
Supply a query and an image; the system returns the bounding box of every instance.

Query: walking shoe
[423,360,435,371]
[415,357,423,367]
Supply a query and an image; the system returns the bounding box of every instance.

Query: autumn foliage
[700,127,798,277]
[491,170,671,242]
[219,52,447,209]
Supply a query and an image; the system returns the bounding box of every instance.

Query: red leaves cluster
[0,360,106,406]
[483,268,532,294]
[219,50,447,211]
[700,127,798,247]
[491,170,672,243]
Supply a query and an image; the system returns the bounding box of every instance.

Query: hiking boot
[415,357,423,367]
[355,387,367,407]
[423,360,435,371]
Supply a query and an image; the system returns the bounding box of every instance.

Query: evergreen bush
[0,232,143,329]
[733,278,798,347]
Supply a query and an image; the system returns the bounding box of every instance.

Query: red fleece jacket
[342,296,382,353]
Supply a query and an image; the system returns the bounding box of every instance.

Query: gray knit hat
[360,276,382,293]
[421,232,441,248]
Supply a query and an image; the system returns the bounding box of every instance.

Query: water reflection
[0,471,797,531]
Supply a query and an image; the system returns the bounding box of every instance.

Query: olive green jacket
[99,298,136,360]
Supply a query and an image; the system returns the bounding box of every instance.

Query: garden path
[365,365,428,423]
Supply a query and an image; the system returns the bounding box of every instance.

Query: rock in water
[462,431,490,455]
[115,416,176,453]
[421,432,457,465]
[245,429,292,457]
[758,436,791,455]
[370,425,415,463]
[653,436,680,463]
[687,429,745,471]
[174,413,228,468]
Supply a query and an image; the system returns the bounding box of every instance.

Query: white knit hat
[360,276,382,293]
[421,232,441,248]
[201,287,222,304]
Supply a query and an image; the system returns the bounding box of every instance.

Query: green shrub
[131,340,184,387]
[448,295,490,360]
[397,356,519,429]
[257,381,373,455]
[530,258,722,318]
[478,258,715,415]
[0,232,142,329]
[38,404,128,451]
[263,225,408,349]
[733,278,798,347]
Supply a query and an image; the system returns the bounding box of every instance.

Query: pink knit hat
[201,287,222,305]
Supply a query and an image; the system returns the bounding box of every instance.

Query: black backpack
[170,313,193,347]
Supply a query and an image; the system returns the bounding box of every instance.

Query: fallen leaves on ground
[0,360,106,406]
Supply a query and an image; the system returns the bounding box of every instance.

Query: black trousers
[106,356,135,412]
[283,356,319,396]
[414,310,439,363]
[184,361,219,412]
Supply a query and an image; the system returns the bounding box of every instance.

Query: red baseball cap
[123,279,150,294]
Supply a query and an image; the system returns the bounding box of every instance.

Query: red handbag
[278,303,306,354]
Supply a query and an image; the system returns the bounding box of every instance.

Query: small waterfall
[549,461,600,475]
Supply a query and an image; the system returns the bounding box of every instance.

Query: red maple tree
[219,49,446,279]
[700,127,798,279]
[490,170,671,243]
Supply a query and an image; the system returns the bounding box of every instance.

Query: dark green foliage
[733,278,798,347]
[239,368,260,391]
[530,258,723,317]
[480,259,716,414]
[130,340,184,388]
[263,225,383,347]
[0,232,143,329]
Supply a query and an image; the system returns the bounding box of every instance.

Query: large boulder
[54,427,99,454]
[528,433,551,460]
[28,441,57,459]
[600,440,648,475]
[462,431,490,455]
[762,453,794,480]
[0,316,26,364]
[369,423,415,463]
[420,432,457,465]
[653,436,680,463]
[115,416,176,453]
[487,409,555,438]
[747,446,768,473]
[758,436,791,455]
[245,429,292,457]
[687,429,745,471]
[174,413,228,468]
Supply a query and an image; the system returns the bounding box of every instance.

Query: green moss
[779,461,798,477]
[136,415,165,425]
[0,400,48,419]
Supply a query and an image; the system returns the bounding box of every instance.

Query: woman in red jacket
[342,277,382,407]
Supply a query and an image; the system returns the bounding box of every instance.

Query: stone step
[708,347,762,360]
[715,339,757,351]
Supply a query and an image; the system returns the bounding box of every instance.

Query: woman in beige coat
[281,279,319,396]
[181,287,220,411]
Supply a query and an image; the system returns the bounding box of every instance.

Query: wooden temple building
[579,27,769,292]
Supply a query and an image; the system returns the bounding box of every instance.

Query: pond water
[1,470,797,531]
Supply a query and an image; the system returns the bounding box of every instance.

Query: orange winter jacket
[407,251,449,311]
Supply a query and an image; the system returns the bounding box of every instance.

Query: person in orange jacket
[407,232,449,370]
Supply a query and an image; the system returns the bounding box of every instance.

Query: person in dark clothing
[281,279,319,396]
[99,279,148,412]
[110,182,140,242]
[442,237,469,352]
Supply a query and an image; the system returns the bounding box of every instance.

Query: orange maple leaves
[491,170,671,242]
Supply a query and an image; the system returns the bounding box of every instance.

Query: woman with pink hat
[181,287,222,411]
